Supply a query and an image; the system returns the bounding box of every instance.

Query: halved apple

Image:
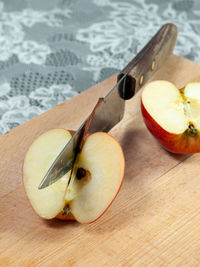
[141,80,200,154]
[23,129,125,223]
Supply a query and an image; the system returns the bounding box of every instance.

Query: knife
[38,23,178,189]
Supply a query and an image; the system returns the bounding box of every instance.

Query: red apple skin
[141,100,200,154]
[56,212,75,221]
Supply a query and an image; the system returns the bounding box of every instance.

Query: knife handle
[118,23,178,100]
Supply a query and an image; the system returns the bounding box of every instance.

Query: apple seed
[76,168,86,180]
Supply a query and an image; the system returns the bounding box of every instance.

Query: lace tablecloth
[0,0,199,134]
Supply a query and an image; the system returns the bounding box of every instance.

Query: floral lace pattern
[77,0,200,81]
[0,0,200,134]
[0,2,71,63]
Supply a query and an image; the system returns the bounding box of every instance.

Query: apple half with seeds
[23,129,125,223]
[141,80,200,154]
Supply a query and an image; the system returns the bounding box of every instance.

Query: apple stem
[76,168,86,180]
[62,204,71,216]
[186,123,198,137]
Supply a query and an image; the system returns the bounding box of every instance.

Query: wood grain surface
[1,55,200,266]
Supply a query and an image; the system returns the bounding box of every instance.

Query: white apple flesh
[141,81,200,153]
[23,129,125,223]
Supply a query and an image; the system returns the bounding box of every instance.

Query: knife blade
[38,23,178,189]
[38,73,127,189]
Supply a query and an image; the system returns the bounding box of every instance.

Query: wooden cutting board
[1,54,200,266]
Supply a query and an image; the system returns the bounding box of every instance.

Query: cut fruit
[68,132,125,223]
[141,81,200,154]
[23,129,72,219]
[23,129,125,223]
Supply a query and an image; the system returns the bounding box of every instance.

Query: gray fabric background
[0,0,199,134]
